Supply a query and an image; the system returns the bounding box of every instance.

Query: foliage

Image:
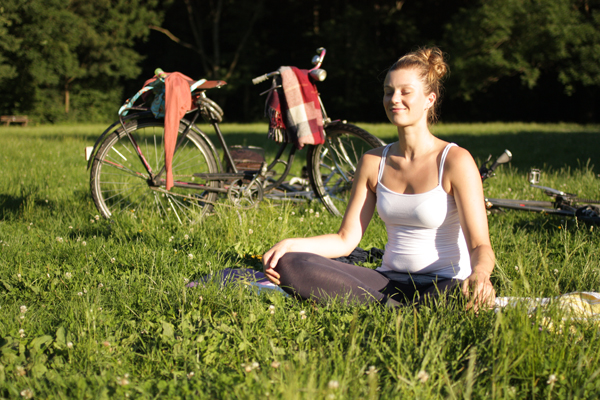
[0,0,163,123]
[444,0,600,99]
[1,123,600,398]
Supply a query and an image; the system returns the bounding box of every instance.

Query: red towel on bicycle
[143,72,195,190]
[267,67,324,148]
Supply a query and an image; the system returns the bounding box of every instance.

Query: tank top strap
[378,143,394,182]
[438,143,457,186]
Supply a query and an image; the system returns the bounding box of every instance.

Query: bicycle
[479,150,600,225]
[87,47,384,224]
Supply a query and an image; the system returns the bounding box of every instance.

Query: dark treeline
[2,0,600,124]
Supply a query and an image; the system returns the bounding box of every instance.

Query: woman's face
[383,68,435,128]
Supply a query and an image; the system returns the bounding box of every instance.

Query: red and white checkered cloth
[266,66,324,148]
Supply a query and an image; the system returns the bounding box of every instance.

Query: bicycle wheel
[307,123,384,217]
[90,118,219,224]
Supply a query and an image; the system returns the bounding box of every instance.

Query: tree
[149,0,265,81]
[443,0,600,100]
[0,0,163,122]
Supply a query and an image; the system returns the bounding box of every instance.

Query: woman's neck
[396,125,436,160]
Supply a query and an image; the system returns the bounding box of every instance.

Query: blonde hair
[389,47,449,124]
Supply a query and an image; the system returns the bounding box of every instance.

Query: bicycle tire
[90,119,219,224]
[307,123,385,217]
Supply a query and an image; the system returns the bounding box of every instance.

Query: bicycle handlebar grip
[154,68,168,80]
[252,74,269,85]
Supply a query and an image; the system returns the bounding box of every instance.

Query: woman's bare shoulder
[445,144,476,169]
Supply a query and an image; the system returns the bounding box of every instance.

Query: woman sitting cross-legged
[262,47,496,310]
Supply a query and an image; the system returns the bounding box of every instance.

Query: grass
[0,122,600,399]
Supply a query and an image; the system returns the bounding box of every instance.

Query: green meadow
[1,122,599,399]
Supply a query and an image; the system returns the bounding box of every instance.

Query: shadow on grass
[438,130,600,172]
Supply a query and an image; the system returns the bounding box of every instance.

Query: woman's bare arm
[445,146,496,311]
[262,149,381,284]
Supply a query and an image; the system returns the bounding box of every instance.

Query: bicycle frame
[480,150,600,221]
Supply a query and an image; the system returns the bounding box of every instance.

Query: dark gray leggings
[276,252,462,307]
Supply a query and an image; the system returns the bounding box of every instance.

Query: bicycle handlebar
[252,73,272,85]
[480,149,512,181]
[252,47,327,85]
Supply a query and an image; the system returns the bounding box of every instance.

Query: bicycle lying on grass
[479,150,600,225]
[87,47,384,224]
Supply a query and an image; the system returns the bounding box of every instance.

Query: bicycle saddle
[194,80,227,90]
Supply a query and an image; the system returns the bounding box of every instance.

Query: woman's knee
[276,252,312,280]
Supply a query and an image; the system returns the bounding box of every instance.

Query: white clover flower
[117,377,129,386]
[110,258,116,263]
[98,283,104,288]
[547,374,557,385]
[248,229,253,235]
[515,266,519,271]
[69,226,73,229]
[299,217,304,222]
[65,272,72,279]
[271,361,281,369]
[184,278,189,284]
[67,342,73,349]
[366,366,377,375]
[20,389,33,399]
[417,370,429,383]
[278,216,283,221]
[90,219,95,223]
[315,212,320,218]
[83,288,87,294]
[187,371,195,379]
[184,234,189,240]
[188,254,194,260]
[299,310,305,315]
[20,305,27,314]
[553,269,559,274]
[17,273,21,279]
[77,292,83,296]
[169,236,174,242]
[291,211,295,215]
[269,305,275,310]
[56,237,64,243]
[82,241,86,246]
[95,215,100,220]
[309,209,314,213]
[19,329,25,338]
[328,380,339,389]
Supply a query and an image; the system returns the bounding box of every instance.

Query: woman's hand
[262,239,293,285]
[461,270,496,311]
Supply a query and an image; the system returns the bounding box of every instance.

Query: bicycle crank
[227,179,264,209]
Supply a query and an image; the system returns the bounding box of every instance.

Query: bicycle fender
[86,111,154,170]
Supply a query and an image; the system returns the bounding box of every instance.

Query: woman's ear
[426,92,436,110]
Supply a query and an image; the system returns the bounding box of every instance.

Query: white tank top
[375,143,471,280]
